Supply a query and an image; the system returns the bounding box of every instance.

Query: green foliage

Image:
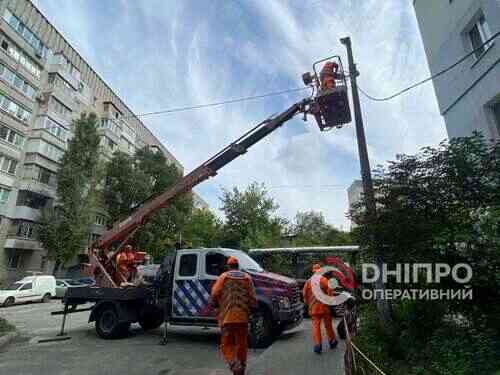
[102,147,192,260]
[0,317,14,335]
[219,182,283,249]
[289,210,354,246]
[181,208,222,248]
[38,113,100,270]
[352,134,500,375]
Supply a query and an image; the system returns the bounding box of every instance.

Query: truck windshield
[225,250,264,272]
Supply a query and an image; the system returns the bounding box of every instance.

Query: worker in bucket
[303,263,338,354]
[319,61,339,91]
[210,256,257,375]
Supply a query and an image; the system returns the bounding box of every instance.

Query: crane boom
[87,99,316,287]
[95,100,307,251]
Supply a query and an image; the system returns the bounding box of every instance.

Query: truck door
[17,282,37,302]
[199,250,227,317]
[172,251,210,319]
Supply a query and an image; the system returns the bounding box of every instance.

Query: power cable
[132,87,309,118]
[358,31,500,102]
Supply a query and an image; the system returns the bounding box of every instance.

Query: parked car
[75,277,96,286]
[0,275,56,307]
[55,279,86,298]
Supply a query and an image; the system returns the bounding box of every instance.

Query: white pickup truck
[62,248,304,348]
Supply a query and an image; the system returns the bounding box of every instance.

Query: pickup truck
[63,248,303,348]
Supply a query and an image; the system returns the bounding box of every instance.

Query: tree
[102,151,148,223]
[38,113,101,273]
[182,208,223,248]
[219,182,284,249]
[102,147,193,261]
[351,133,500,335]
[287,210,353,246]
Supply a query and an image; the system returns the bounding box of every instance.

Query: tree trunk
[374,254,395,335]
[52,260,61,276]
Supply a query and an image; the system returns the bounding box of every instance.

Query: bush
[355,302,500,375]
[0,317,14,335]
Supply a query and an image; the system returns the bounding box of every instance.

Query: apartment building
[347,180,363,230]
[0,0,186,283]
[413,0,500,140]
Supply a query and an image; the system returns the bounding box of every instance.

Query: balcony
[4,238,43,251]
[12,206,40,221]
[46,63,79,91]
[30,128,66,150]
[43,80,76,112]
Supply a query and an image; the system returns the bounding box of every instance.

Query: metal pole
[340,36,393,332]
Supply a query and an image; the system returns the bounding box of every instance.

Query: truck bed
[64,286,153,304]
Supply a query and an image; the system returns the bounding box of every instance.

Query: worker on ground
[303,263,338,354]
[210,256,257,375]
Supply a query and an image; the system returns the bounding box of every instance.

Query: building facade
[413,0,500,140]
[0,0,185,283]
[347,180,363,230]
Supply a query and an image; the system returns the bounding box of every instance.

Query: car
[0,275,56,307]
[75,277,96,286]
[55,279,86,298]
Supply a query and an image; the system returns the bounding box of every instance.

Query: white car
[0,275,56,307]
[55,279,86,298]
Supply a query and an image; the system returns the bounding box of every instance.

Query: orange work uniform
[303,271,337,349]
[211,269,257,374]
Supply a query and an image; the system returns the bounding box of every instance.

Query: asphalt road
[0,300,263,375]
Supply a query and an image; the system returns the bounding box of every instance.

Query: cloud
[35,0,447,230]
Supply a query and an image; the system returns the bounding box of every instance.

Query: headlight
[277,296,291,309]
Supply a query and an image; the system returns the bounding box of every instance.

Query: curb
[0,331,18,350]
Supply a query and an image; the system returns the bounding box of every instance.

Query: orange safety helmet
[227,256,239,266]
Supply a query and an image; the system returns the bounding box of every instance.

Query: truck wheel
[3,297,14,307]
[95,305,129,339]
[249,309,273,349]
[139,305,164,331]
[42,293,51,303]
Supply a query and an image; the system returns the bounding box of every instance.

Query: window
[0,124,23,147]
[16,189,51,209]
[0,187,10,204]
[95,215,107,226]
[56,280,64,287]
[20,282,32,291]
[7,253,22,268]
[469,14,493,59]
[15,220,37,239]
[3,9,49,58]
[39,116,68,141]
[50,97,71,119]
[0,155,18,174]
[1,36,41,78]
[23,164,56,187]
[179,254,197,277]
[0,93,31,123]
[205,252,226,276]
[0,64,37,99]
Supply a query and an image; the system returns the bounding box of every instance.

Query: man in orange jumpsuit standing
[211,256,257,375]
[303,263,338,354]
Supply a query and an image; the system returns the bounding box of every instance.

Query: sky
[33,0,447,230]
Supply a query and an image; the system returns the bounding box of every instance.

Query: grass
[0,317,15,336]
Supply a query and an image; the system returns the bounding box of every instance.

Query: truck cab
[165,248,303,347]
